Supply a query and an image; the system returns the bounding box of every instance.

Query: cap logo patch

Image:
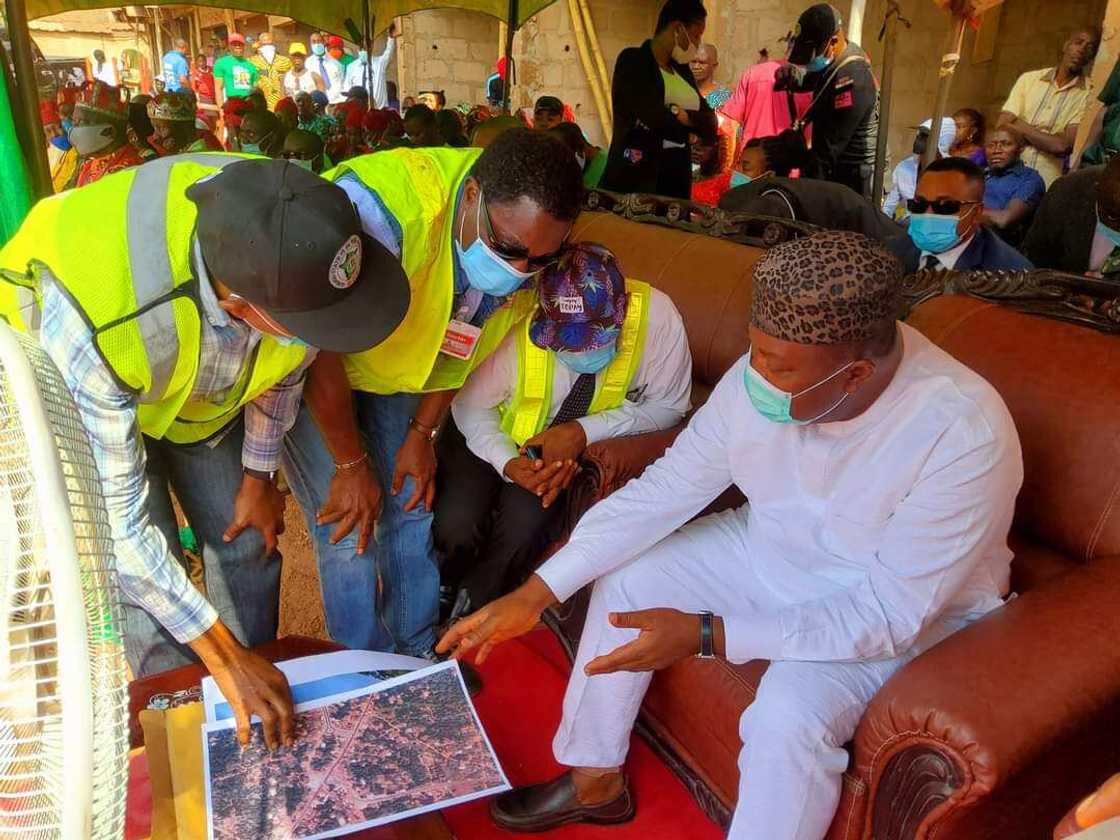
[330,234,362,290]
[557,296,584,315]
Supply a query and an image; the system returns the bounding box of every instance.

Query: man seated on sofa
[889,156,1033,273]
[433,242,692,622]
[438,230,1024,839]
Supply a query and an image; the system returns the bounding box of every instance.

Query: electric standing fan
[0,319,129,838]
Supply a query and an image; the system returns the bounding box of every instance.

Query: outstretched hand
[436,575,558,665]
[584,609,707,676]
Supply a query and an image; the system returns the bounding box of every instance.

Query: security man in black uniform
[776,3,879,199]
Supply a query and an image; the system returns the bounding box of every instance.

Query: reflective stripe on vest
[500,280,651,446]
[127,153,241,402]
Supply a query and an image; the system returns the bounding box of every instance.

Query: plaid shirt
[37,243,315,643]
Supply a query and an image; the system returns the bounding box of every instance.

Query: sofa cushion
[571,212,757,389]
[908,295,1120,563]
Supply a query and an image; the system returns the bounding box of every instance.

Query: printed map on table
[202,662,509,840]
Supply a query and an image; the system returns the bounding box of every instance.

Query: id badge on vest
[440,318,482,360]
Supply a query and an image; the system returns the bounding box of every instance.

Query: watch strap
[243,466,276,483]
[697,611,715,659]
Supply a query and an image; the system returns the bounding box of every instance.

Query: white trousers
[551,509,921,840]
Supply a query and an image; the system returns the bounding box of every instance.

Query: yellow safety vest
[0,153,309,444]
[327,148,537,395]
[499,280,651,445]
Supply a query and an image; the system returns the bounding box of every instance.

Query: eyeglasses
[478,197,568,272]
[905,197,981,216]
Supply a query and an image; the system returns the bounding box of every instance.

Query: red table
[128,635,454,840]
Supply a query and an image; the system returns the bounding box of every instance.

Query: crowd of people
[12,1,1120,838]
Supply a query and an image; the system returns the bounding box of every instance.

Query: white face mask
[671,25,699,64]
[259,44,276,62]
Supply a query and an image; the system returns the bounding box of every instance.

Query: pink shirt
[720,60,812,156]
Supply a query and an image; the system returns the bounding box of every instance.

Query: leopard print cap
[750,230,904,345]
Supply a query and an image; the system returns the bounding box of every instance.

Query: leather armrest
[581,425,685,497]
[852,555,1120,837]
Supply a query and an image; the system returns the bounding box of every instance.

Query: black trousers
[432,418,563,609]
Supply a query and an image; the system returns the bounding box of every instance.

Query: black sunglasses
[906,197,981,216]
[479,198,567,272]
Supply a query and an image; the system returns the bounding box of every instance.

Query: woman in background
[599,0,717,199]
[951,108,987,166]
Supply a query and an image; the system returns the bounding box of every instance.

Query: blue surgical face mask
[241,142,263,155]
[311,43,327,57]
[272,334,309,347]
[743,351,854,425]
[358,50,369,62]
[455,189,537,297]
[908,213,963,254]
[557,343,617,375]
[730,171,752,188]
[1097,219,1120,247]
[805,53,832,73]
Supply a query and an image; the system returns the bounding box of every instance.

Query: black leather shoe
[458,659,483,698]
[490,771,634,832]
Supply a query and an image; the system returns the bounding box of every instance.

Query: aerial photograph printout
[202,662,509,840]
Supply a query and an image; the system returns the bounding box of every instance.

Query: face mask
[744,351,854,425]
[805,53,832,73]
[1097,219,1120,247]
[311,43,327,57]
[69,123,116,156]
[557,343,617,375]
[292,157,315,170]
[730,171,752,188]
[908,213,963,254]
[241,142,263,155]
[272,334,308,347]
[455,190,537,296]
[671,26,699,64]
[259,44,276,62]
[61,118,73,133]
[575,152,586,169]
[358,50,369,62]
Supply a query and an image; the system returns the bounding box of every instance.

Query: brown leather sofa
[540,206,1120,839]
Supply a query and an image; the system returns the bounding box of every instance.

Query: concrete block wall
[397,9,501,108]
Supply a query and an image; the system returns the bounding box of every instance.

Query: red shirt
[192,67,216,100]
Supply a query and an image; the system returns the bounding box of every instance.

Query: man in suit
[1023,161,1118,276]
[888,157,1033,273]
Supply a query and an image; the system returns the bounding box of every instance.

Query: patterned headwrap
[530,242,628,353]
[750,231,903,345]
[147,92,196,123]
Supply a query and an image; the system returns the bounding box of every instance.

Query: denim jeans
[126,421,282,677]
[282,392,439,657]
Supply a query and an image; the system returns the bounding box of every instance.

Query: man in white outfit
[438,230,1024,838]
[342,23,398,109]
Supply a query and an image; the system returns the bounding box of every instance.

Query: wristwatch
[243,466,277,483]
[408,416,439,442]
[697,611,716,659]
[669,103,681,117]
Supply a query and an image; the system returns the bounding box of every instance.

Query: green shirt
[212,54,260,98]
[584,150,608,189]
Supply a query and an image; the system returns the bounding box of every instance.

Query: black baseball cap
[787,3,841,65]
[535,95,563,114]
[187,158,409,354]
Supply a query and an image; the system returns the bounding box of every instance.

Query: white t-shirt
[283,68,323,98]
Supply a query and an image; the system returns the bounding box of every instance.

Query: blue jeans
[127,422,282,677]
[282,393,439,657]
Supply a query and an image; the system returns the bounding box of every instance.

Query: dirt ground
[276,504,329,641]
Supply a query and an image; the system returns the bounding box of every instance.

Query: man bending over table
[438,230,1024,838]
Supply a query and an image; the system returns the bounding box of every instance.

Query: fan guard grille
[0,328,129,839]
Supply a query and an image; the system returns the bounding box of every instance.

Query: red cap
[327,35,344,49]
[275,97,297,116]
[227,32,246,45]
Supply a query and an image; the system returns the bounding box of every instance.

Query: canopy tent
[6,0,561,201]
[21,0,559,35]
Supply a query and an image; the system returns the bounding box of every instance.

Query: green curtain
[0,68,33,248]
